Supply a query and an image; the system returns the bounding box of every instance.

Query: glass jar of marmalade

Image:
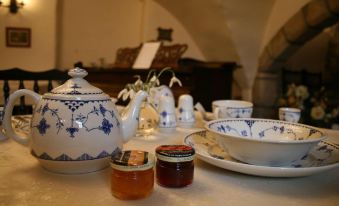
[110,150,154,200]
[155,145,195,187]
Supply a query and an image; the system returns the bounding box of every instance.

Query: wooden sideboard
[85,59,237,111]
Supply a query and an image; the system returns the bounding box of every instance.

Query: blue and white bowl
[205,118,326,167]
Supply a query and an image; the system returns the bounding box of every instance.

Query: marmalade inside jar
[155,145,195,188]
[110,150,154,200]
[111,167,154,200]
[156,159,194,187]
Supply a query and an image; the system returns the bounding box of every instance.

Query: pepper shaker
[177,94,195,128]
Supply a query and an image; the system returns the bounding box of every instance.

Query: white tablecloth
[0,117,338,206]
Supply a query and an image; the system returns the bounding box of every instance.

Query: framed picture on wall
[6,27,31,48]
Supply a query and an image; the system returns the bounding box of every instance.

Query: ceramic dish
[184,130,339,177]
[205,118,325,166]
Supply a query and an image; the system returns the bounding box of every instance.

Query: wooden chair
[151,43,188,68]
[0,68,68,115]
[113,45,141,68]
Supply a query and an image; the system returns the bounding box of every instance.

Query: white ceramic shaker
[158,95,176,133]
[177,94,195,128]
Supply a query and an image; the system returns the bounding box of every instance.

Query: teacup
[212,100,253,119]
[279,107,301,123]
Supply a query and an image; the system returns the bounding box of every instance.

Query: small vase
[136,100,159,137]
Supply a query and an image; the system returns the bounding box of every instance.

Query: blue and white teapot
[3,68,147,174]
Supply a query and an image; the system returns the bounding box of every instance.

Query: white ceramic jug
[3,68,147,174]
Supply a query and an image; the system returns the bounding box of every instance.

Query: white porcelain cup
[212,100,253,119]
[279,107,301,123]
[177,94,195,128]
[158,96,176,132]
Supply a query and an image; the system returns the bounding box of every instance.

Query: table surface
[0,116,339,206]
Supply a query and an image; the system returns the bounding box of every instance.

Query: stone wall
[259,0,339,72]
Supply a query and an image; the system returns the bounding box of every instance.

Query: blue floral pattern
[33,99,119,138]
[158,109,176,128]
[36,103,63,133]
[222,108,252,118]
[179,107,184,113]
[160,111,167,118]
[67,84,82,95]
[0,109,4,126]
[34,118,50,135]
[31,147,121,161]
[99,118,113,135]
[209,119,323,140]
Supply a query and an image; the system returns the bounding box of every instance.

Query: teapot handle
[3,89,41,146]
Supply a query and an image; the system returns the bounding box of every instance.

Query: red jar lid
[110,150,154,171]
[156,145,195,163]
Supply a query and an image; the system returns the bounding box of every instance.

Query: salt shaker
[158,96,176,133]
[177,94,195,128]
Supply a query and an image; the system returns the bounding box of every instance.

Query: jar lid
[156,145,195,163]
[43,67,110,101]
[110,150,154,171]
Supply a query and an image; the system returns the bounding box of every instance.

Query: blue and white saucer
[184,130,339,177]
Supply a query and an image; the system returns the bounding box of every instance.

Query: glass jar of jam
[155,145,195,187]
[110,150,154,200]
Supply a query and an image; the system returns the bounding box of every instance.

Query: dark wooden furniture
[281,69,322,94]
[151,44,188,68]
[85,59,237,111]
[113,43,188,69]
[0,68,68,114]
[114,45,141,68]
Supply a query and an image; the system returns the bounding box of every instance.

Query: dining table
[0,114,338,206]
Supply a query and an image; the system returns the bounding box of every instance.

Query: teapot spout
[120,90,148,142]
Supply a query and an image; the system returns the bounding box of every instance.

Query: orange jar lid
[110,150,154,171]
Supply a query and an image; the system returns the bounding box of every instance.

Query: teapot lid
[43,67,110,100]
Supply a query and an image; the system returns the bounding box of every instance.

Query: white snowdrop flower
[117,88,128,99]
[150,75,160,85]
[169,76,182,87]
[134,79,143,86]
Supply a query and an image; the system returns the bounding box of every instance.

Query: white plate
[184,130,339,177]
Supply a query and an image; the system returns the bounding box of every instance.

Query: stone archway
[259,0,339,72]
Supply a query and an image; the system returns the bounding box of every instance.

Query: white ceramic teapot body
[3,68,147,174]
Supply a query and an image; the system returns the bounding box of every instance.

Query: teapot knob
[68,67,88,79]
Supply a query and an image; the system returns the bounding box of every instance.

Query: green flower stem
[133,75,141,81]
[145,69,157,83]
[120,67,178,101]
[156,67,174,79]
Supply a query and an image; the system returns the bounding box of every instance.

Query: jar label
[155,145,195,161]
[111,150,154,171]
[156,153,194,163]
